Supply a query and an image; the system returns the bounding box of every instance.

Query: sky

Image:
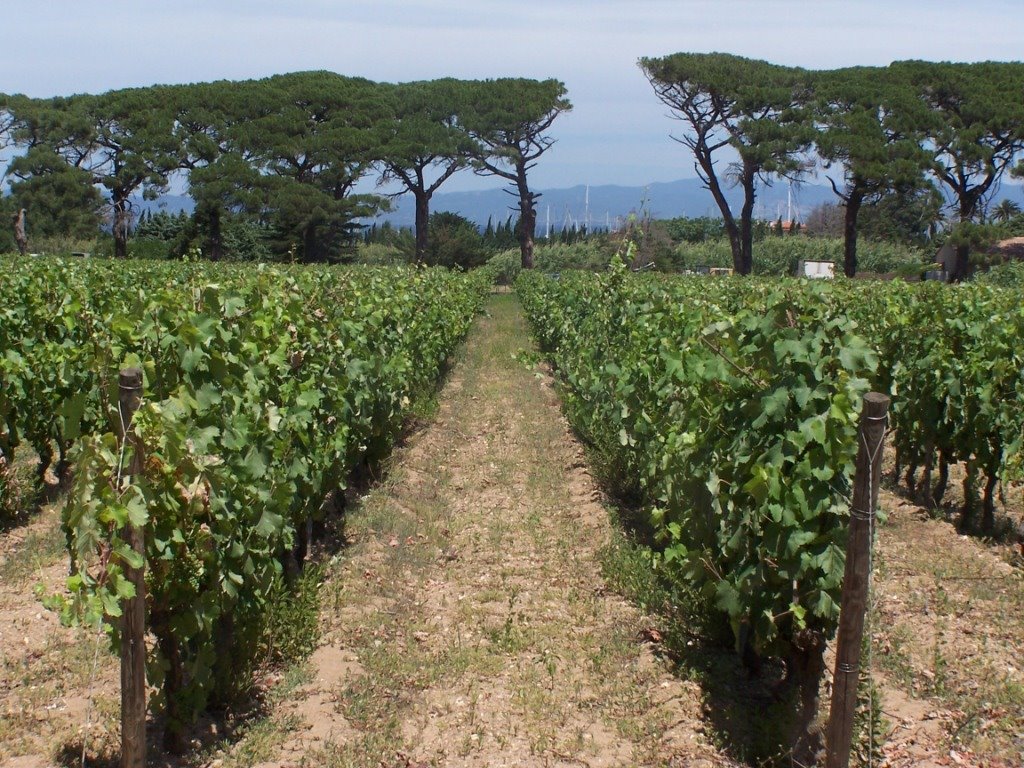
[3,1,1024,193]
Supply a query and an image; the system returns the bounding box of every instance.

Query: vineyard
[1,255,1023,766]
[2,26,1024,766]
[518,263,1024,553]
[0,255,491,750]
[518,262,1024,761]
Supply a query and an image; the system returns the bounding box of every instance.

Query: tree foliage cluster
[360,211,521,268]
[360,211,611,270]
[641,54,1024,278]
[0,73,570,267]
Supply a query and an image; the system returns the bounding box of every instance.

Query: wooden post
[118,368,146,768]
[13,208,27,256]
[826,392,890,768]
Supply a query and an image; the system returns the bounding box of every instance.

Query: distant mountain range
[137,177,1024,231]
[371,178,837,231]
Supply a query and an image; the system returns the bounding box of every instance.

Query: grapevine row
[518,263,876,674]
[1,256,490,747]
[840,281,1024,529]
[518,264,1023,679]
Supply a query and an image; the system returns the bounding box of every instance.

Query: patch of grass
[870,504,1024,761]
[599,526,671,615]
[0,451,43,529]
[600,510,822,765]
[485,587,529,654]
[194,659,313,767]
[338,675,394,730]
[205,562,325,708]
[0,511,67,586]
[267,660,315,705]
[263,564,324,666]
[599,521,723,645]
[218,713,300,768]
[0,607,117,762]
[928,625,951,697]
[852,635,889,768]
[345,455,452,570]
[874,621,917,691]
[309,728,404,768]
[50,695,120,768]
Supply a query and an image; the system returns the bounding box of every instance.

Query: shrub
[209,564,324,705]
[262,564,324,666]
[354,242,410,266]
[425,212,488,269]
[673,237,926,276]
[975,259,1024,288]
[484,249,521,285]
[128,236,173,260]
[221,218,273,262]
[0,452,40,524]
[663,215,726,243]
[24,235,99,256]
[0,457,16,522]
[534,241,614,271]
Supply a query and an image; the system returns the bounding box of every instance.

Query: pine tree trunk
[950,200,977,282]
[113,195,130,259]
[726,223,743,274]
[519,204,536,269]
[843,189,864,278]
[515,164,537,270]
[12,208,27,256]
[302,223,318,263]
[206,206,223,261]
[738,166,756,275]
[414,190,430,264]
[952,243,970,282]
[694,144,741,273]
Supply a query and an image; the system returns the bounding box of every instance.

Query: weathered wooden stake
[12,208,27,256]
[118,368,146,768]
[826,392,890,768]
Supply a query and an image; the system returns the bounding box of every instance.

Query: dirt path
[867,490,1024,767]
[0,505,120,767]
[234,294,731,768]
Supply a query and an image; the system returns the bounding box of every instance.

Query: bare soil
[866,489,1024,767]
[0,505,121,767]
